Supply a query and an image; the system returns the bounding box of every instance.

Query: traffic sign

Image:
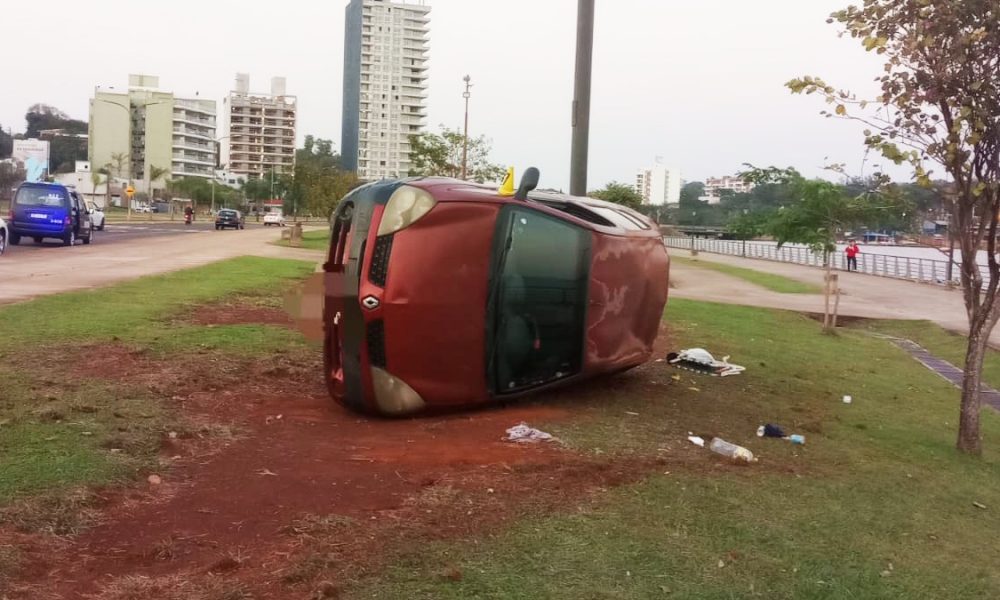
[126,185,135,198]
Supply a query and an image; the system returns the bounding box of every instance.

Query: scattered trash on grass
[505,423,557,444]
[757,424,806,445]
[147,474,162,486]
[973,501,987,510]
[667,348,746,377]
[843,395,853,404]
[708,438,757,463]
[757,424,786,438]
[687,435,706,448]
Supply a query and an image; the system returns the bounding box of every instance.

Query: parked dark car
[323,172,670,416]
[215,209,245,230]
[8,182,94,246]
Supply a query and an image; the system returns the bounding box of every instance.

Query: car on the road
[322,172,670,416]
[87,202,106,231]
[8,182,94,247]
[263,211,286,227]
[0,215,7,256]
[215,209,245,230]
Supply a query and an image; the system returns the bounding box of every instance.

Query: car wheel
[34,237,43,244]
[9,233,20,246]
[215,225,220,230]
[0,230,6,255]
[83,228,93,245]
[98,222,105,231]
[63,231,75,247]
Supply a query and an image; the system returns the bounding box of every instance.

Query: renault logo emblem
[361,296,380,310]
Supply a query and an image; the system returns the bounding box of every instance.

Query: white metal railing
[663,237,987,286]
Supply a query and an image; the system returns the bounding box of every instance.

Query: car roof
[404,177,659,236]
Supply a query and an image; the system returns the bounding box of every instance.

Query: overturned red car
[323,170,670,416]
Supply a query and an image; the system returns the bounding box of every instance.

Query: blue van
[9,182,94,247]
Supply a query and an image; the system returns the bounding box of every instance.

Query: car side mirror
[515,167,540,201]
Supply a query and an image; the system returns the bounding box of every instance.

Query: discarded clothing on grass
[505,423,557,443]
[667,348,746,377]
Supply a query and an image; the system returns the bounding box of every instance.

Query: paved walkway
[668,249,992,345]
[0,228,326,306]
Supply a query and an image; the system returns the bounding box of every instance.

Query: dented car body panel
[323,177,669,416]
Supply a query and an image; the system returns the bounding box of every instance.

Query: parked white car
[87,202,106,231]
[0,216,7,256]
[263,212,286,227]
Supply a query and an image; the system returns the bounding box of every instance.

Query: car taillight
[64,216,72,226]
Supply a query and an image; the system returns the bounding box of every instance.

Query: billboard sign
[12,139,50,182]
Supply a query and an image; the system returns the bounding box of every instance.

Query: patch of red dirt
[190,304,293,327]
[10,320,679,599]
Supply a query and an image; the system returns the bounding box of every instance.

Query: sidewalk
[0,229,325,306]
[669,249,985,344]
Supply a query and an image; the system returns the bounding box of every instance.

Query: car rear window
[15,187,68,208]
[584,205,651,230]
[219,210,236,216]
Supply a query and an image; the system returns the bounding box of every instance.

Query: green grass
[0,257,314,520]
[673,255,822,294]
[353,299,1000,599]
[274,229,330,250]
[856,319,1000,392]
[0,256,313,352]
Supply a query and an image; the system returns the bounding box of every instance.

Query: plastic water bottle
[709,438,756,463]
[787,434,806,445]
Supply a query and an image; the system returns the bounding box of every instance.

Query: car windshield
[15,187,68,208]
[489,208,590,393]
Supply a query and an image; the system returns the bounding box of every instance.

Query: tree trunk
[822,253,832,331]
[958,327,989,455]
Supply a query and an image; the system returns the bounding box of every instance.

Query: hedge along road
[0,224,326,306]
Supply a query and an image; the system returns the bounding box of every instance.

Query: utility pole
[461,75,472,180]
[569,0,595,197]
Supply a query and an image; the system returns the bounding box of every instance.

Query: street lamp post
[461,75,472,181]
[569,0,596,196]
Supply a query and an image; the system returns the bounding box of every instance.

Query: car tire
[0,231,6,255]
[9,233,20,246]
[98,222,105,231]
[63,231,75,247]
[215,225,220,230]
[83,229,92,245]
[34,237,43,244]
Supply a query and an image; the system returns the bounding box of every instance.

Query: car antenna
[514,167,540,201]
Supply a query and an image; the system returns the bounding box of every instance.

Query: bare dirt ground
[6,310,676,599]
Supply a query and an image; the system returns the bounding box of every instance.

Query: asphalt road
[5,221,269,256]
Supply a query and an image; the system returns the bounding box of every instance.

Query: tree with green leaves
[743,166,889,331]
[588,181,643,210]
[408,126,505,183]
[788,0,1000,455]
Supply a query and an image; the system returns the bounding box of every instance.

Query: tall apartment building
[89,74,216,190]
[635,163,682,206]
[220,74,298,180]
[342,0,430,181]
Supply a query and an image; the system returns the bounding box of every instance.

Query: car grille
[366,319,386,368]
[369,234,394,287]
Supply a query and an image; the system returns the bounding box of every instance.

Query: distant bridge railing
[663,237,984,287]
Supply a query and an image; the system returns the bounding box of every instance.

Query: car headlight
[371,367,427,416]
[377,185,436,236]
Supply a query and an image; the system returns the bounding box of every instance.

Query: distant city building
[635,162,681,205]
[219,74,298,180]
[701,174,754,204]
[342,0,431,181]
[89,74,217,190]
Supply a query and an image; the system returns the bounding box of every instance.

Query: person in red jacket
[845,240,860,271]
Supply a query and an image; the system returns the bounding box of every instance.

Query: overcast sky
[2,0,904,189]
